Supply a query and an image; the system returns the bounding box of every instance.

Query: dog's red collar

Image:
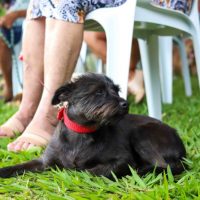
[57,108,96,134]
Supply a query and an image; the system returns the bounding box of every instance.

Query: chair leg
[74,42,87,74]
[86,0,136,99]
[105,22,133,99]
[192,31,200,90]
[96,59,103,73]
[177,38,192,96]
[138,35,162,120]
[159,36,173,104]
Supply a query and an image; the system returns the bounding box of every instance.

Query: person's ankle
[3,89,13,102]
[33,106,58,128]
[128,71,135,82]
[14,110,35,128]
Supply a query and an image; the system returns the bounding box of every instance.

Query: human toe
[7,140,24,152]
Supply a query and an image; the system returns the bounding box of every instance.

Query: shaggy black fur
[0,73,186,178]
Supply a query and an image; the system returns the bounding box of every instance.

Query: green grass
[0,76,200,199]
[0,6,5,17]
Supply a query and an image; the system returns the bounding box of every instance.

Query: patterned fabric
[27,0,127,23]
[152,0,193,15]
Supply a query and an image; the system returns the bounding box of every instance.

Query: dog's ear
[51,82,75,105]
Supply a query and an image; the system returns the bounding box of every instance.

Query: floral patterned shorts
[152,0,193,15]
[27,0,127,23]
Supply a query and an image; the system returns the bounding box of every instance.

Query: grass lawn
[0,75,200,199]
[0,6,5,17]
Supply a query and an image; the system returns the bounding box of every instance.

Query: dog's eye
[96,89,104,96]
[114,85,120,93]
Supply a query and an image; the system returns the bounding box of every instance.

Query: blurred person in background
[0,0,28,102]
[84,32,145,103]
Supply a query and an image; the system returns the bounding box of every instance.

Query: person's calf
[0,38,13,102]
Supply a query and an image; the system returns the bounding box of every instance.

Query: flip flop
[0,117,25,138]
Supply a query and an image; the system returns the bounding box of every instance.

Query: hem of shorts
[28,0,128,24]
[29,14,83,24]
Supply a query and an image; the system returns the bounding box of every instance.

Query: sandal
[0,117,25,138]
[7,128,52,151]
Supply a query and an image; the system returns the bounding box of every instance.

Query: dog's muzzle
[119,101,128,109]
[119,100,129,114]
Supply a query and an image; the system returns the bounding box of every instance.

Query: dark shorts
[0,26,22,48]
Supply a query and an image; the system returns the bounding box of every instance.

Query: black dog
[0,73,186,178]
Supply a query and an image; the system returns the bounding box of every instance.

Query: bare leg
[8,19,83,151]
[84,31,107,64]
[128,39,145,103]
[0,38,13,101]
[129,39,140,80]
[0,18,45,137]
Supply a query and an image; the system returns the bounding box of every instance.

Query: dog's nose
[119,101,128,109]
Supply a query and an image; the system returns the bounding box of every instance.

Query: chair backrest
[119,0,136,11]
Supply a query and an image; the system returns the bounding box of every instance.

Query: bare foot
[3,85,13,102]
[7,106,58,151]
[0,111,34,138]
[128,69,145,103]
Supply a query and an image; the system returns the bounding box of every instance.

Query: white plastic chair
[158,36,192,104]
[84,0,137,99]
[134,0,200,119]
[173,37,192,97]
[74,41,88,76]
[159,36,173,104]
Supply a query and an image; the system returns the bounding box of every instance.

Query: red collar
[57,107,96,134]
